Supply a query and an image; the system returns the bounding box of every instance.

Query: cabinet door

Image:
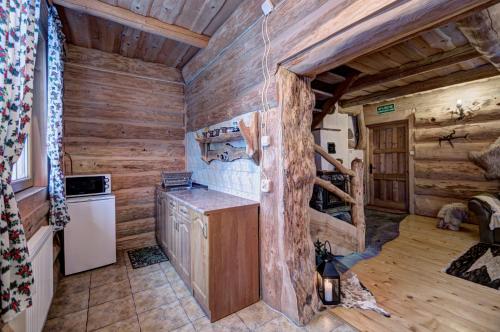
[170,213,179,268]
[191,213,209,311]
[160,195,168,251]
[177,217,191,286]
[165,197,173,256]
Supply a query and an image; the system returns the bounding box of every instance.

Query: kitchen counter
[166,188,259,215]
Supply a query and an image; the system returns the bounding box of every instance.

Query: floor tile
[43,309,87,332]
[332,324,358,332]
[133,284,177,313]
[89,279,131,307]
[172,323,196,332]
[236,301,280,329]
[126,263,160,278]
[87,295,136,331]
[305,311,345,332]
[90,265,128,288]
[164,268,181,283]
[254,316,305,332]
[93,317,140,332]
[192,314,249,332]
[56,272,91,296]
[138,300,190,332]
[48,288,89,319]
[159,261,174,272]
[129,270,168,293]
[171,279,191,299]
[180,296,206,321]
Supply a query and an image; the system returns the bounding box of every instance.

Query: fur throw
[437,203,469,231]
[340,271,390,317]
[469,137,500,180]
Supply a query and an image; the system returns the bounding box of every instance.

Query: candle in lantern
[324,279,333,302]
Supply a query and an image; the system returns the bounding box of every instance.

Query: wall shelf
[195,112,259,165]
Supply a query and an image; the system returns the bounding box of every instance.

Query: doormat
[127,246,168,269]
[335,209,407,271]
[445,243,500,290]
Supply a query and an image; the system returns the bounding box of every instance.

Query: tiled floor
[44,251,357,332]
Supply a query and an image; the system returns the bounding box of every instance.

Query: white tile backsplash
[186,113,261,202]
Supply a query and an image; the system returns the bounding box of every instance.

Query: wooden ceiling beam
[457,3,500,71]
[340,64,499,108]
[316,72,346,85]
[52,0,210,48]
[348,44,480,92]
[311,70,360,129]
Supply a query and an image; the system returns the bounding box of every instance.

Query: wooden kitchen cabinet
[160,189,259,322]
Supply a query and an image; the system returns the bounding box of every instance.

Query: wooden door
[368,121,408,212]
[190,212,209,312]
[178,216,192,286]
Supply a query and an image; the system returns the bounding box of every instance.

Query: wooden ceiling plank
[53,0,209,48]
[457,3,500,71]
[150,0,185,24]
[316,72,345,85]
[340,64,499,107]
[348,44,480,93]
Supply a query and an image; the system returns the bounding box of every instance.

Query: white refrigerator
[64,194,116,275]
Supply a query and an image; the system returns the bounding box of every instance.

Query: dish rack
[161,171,193,188]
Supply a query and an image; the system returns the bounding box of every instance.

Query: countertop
[166,188,259,215]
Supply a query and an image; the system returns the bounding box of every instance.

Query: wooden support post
[260,68,318,326]
[351,159,365,252]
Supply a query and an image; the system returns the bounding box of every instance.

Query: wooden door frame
[367,120,410,213]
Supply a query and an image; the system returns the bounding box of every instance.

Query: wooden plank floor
[332,215,500,332]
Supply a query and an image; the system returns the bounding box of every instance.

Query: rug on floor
[336,209,407,271]
[445,243,500,290]
[340,271,390,317]
[127,245,168,269]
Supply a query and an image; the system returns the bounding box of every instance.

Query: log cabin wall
[363,76,500,217]
[63,45,186,250]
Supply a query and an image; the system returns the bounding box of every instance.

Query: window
[12,26,47,193]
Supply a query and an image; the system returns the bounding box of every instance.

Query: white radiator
[8,226,54,332]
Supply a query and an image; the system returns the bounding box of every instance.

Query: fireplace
[310,170,350,212]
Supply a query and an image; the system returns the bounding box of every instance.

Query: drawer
[178,203,190,219]
[168,198,177,213]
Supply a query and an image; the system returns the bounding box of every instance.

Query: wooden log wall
[364,76,500,217]
[63,45,185,250]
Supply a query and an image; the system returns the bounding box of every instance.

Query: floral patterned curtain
[47,5,70,230]
[0,0,41,322]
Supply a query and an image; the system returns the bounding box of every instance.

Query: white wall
[186,113,260,201]
[314,112,363,170]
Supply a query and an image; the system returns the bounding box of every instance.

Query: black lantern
[316,242,341,305]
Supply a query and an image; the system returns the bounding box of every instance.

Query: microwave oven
[65,174,112,197]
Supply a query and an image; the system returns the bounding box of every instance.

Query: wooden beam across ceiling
[457,3,500,71]
[312,70,360,129]
[340,64,500,108]
[52,0,210,48]
[348,44,480,93]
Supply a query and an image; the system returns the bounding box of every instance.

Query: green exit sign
[377,104,395,114]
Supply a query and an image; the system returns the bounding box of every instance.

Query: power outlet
[261,135,271,147]
[261,0,274,16]
[261,179,272,193]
